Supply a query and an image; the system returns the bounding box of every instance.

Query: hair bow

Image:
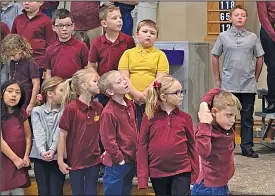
[153,81,161,89]
[37,94,43,101]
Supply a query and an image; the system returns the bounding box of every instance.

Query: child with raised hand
[29,77,65,195]
[1,34,40,116]
[1,80,32,195]
[137,76,199,196]
[192,88,241,195]
[57,68,103,196]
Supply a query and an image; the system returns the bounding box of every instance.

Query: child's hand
[13,157,24,169]
[47,150,55,160]
[101,151,106,160]
[58,162,71,175]
[133,91,147,104]
[198,102,213,124]
[23,156,30,167]
[26,103,34,116]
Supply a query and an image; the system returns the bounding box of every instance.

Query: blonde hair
[98,70,119,95]
[137,19,159,34]
[213,91,242,111]
[62,68,99,105]
[229,4,248,17]
[99,5,120,21]
[1,34,32,59]
[145,76,177,119]
[38,77,65,106]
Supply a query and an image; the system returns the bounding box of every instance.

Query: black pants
[151,172,191,196]
[233,93,255,153]
[260,27,275,103]
[33,159,65,195]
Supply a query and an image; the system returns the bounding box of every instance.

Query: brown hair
[2,34,32,59]
[145,76,177,119]
[98,70,119,95]
[213,91,242,111]
[229,4,248,17]
[99,5,120,21]
[52,8,72,25]
[37,77,65,106]
[137,19,158,34]
[62,68,99,105]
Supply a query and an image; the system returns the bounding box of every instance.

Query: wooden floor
[24,178,155,195]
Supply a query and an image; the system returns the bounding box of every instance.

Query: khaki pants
[74,26,103,43]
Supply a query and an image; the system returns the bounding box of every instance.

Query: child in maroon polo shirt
[57,69,102,196]
[11,1,56,82]
[98,70,138,195]
[2,34,40,116]
[137,76,199,196]
[45,9,89,80]
[192,88,241,195]
[88,5,135,107]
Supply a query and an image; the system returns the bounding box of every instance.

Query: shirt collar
[109,97,132,111]
[76,98,96,112]
[157,106,179,115]
[22,9,43,19]
[101,32,125,45]
[57,36,77,46]
[212,122,233,135]
[229,25,246,37]
[136,44,156,53]
[41,104,62,114]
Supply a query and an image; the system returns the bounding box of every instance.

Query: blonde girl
[137,76,199,196]
[29,77,65,195]
[57,68,103,196]
[1,34,40,116]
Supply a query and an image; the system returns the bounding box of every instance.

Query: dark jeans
[260,27,275,103]
[69,164,100,195]
[33,159,65,195]
[233,93,255,153]
[192,180,229,195]
[135,103,145,131]
[103,164,136,196]
[151,172,191,196]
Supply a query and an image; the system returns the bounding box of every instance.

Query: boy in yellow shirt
[118,19,169,129]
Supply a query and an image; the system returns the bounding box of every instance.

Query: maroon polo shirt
[1,22,10,38]
[10,58,39,108]
[100,98,138,167]
[137,108,199,189]
[88,32,135,76]
[70,2,100,31]
[257,2,275,41]
[59,99,103,170]
[11,10,56,69]
[45,37,89,79]
[196,123,234,187]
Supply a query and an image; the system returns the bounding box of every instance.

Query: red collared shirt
[137,108,199,189]
[88,32,135,76]
[1,22,10,38]
[59,99,103,170]
[45,37,89,79]
[100,98,138,166]
[11,10,56,68]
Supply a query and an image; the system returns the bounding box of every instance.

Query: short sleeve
[28,59,40,79]
[118,50,130,70]
[211,35,223,56]
[59,106,71,132]
[45,48,52,70]
[157,51,169,73]
[254,36,265,57]
[20,108,28,121]
[127,36,136,49]
[88,39,99,63]
[81,43,89,68]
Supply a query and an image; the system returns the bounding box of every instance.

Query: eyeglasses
[165,89,186,97]
[54,24,73,29]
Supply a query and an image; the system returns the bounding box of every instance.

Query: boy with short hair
[98,70,138,195]
[45,8,89,80]
[211,5,264,158]
[192,88,241,195]
[118,19,169,129]
[11,1,56,81]
[1,1,23,30]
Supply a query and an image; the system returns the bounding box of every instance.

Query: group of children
[0,2,266,196]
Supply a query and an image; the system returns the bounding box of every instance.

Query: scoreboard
[205,1,245,42]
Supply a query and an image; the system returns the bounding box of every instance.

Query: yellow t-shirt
[118,44,169,92]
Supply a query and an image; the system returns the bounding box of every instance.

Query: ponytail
[145,85,160,119]
[62,78,76,106]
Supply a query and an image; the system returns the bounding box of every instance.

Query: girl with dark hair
[1,80,32,195]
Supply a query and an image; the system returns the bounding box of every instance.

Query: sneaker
[242,149,259,158]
